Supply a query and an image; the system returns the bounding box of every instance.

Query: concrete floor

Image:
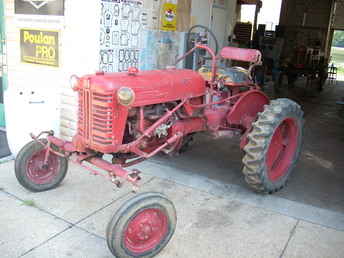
[152,79,344,215]
[1,160,344,258]
[1,79,344,257]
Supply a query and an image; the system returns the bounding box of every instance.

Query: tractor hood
[76,68,206,106]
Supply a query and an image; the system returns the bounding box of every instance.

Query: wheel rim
[26,148,60,184]
[266,118,299,182]
[124,208,168,254]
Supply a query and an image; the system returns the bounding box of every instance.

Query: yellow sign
[20,29,59,67]
[161,3,177,31]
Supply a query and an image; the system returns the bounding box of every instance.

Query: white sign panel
[99,0,147,72]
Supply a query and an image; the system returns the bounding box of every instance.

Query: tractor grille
[78,88,114,147]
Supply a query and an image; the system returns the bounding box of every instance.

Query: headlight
[117,87,135,106]
[69,74,80,90]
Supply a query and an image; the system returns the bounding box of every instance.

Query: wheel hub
[266,118,299,182]
[124,208,168,254]
[26,148,60,184]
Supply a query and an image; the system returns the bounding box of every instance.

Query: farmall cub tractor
[15,26,303,257]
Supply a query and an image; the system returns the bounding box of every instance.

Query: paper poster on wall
[99,0,147,72]
[20,29,59,67]
[160,3,177,31]
[213,0,225,8]
[15,0,64,16]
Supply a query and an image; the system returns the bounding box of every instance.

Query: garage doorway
[240,0,282,30]
[0,1,10,159]
[330,30,344,79]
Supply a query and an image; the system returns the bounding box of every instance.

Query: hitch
[73,152,142,192]
[29,130,143,192]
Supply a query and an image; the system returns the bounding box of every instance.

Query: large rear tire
[106,192,176,258]
[15,140,68,192]
[242,98,303,193]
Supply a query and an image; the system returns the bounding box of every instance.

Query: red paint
[227,90,269,129]
[240,131,250,150]
[195,44,218,83]
[74,70,205,153]
[183,96,203,116]
[128,67,139,75]
[47,136,75,153]
[87,69,205,106]
[224,81,254,87]
[220,46,262,63]
[75,152,141,184]
[204,107,229,131]
[124,208,168,254]
[73,88,129,153]
[175,44,218,83]
[266,118,299,181]
[171,118,206,135]
[26,148,60,184]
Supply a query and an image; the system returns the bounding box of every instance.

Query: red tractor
[14,27,303,257]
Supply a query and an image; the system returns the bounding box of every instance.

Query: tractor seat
[197,46,261,85]
[198,66,250,84]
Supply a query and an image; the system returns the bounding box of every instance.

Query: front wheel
[106,192,177,258]
[242,98,304,193]
[15,140,68,192]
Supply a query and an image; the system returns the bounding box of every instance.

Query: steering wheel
[186,25,219,61]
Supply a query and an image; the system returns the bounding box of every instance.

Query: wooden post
[325,0,336,60]
[253,2,259,34]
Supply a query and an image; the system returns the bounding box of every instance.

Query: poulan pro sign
[20,28,59,67]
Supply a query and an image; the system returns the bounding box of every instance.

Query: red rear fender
[227,90,269,130]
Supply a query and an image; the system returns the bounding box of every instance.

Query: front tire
[106,192,177,258]
[242,98,304,193]
[15,140,68,192]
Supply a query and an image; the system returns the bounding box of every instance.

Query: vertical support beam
[209,0,214,30]
[253,2,259,34]
[325,0,337,60]
[236,3,242,22]
[253,1,262,41]
[177,0,191,31]
[279,0,289,26]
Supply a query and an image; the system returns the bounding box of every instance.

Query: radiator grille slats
[77,87,114,146]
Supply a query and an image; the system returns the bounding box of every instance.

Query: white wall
[191,0,212,28]
[4,0,64,154]
[4,0,100,154]
[191,0,237,48]
[60,0,100,141]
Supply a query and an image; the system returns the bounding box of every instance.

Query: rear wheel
[242,98,303,193]
[15,140,68,192]
[106,192,176,258]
